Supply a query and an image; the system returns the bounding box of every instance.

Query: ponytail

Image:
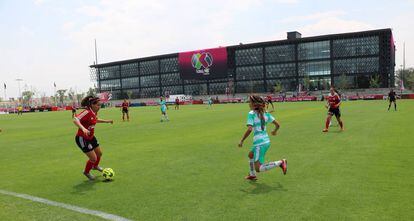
[80,95,99,108]
[249,95,266,131]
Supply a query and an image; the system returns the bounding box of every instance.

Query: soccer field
[0,100,413,221]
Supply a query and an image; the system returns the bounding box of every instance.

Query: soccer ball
[102,168,115,180]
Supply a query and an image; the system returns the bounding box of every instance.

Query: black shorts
[267,99,273,104]
[72,109,76,113]
[328,108,341,118]
[122,108,129,113]
[389,98,396,102]
[75,136,99,153]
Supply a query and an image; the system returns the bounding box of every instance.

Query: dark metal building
[90,28,395,99]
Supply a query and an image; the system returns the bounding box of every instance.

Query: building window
[267,79,297,92]
[100,79,121,90]
[236,65,263,80]
[160,57,178,73]
[265,45,295,63]
[333,57,379,74]
[333,74,373,89]
[299,76,331,91]
[235,48,263,66]
[333,36,379,58]
[122,89,140,99]
[140,60,159,75]
[121,77,139,89]
[298,41,330,60]
[184,84,208,95]
[121,63,139,77]
[161,72,181,86]
[209,82,227,95]
[298,61,331,76]
[99,66,120,80]
[140,75,159,87]
[162,85,183,96]
[266,63,296,78]
[236,80,265,93]
[140,87,160,98]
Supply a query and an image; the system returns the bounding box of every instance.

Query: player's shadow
[71,180,100,195]
[241,182,287,195]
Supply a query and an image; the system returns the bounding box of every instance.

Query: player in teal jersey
[159,97,169,122]
[238,95,287,180]
[207,97,213,109]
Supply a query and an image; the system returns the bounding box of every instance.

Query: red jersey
[75,108,97,140]
[122,102,129,109]
[328,93,341,109]
[266,95,272,101]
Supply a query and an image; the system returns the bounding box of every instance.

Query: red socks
[84,160,95,173]
[325,118,330,129]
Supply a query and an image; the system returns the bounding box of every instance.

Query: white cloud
[273,0,299,4]
[280,10,346,23]
[64,0,265,63]
[33,0,47,5]
[298,17,375,37]
[19,26,35,37]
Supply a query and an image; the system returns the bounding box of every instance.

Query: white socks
[259,160,282,172]
[249,159,256,176]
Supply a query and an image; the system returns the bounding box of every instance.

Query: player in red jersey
[175,97,180,110]
[121,99,130,121]
[323,87,344,132]
[73,96,113,180]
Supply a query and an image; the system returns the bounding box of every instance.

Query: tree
[396,68,414,90]
[369,75,380,88]
[302,75,311,91]
[67,88,76,103]
[76,93,85,106]
[87,87,97,97]
[273,81,283,93]
[56,89,67,106]
[337,73,349,90]
[22,90,35,106]
[126,90,133,99]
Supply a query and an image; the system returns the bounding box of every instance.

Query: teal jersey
[246,110,275,146]
[160,101,167,111]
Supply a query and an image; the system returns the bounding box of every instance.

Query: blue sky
[1,0,413,99]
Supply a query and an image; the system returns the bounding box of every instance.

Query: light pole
[15,78,23,104]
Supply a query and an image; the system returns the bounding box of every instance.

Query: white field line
[0,189,132,221]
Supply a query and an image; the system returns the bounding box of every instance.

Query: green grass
[0,100,413,220]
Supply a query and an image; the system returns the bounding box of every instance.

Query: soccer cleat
[322,128,328,132]
[245,175,257,180]
[93,166,103,172]
[83,172,95,180]
[280,159,287,175]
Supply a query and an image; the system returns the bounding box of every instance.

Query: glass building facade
[90,29,395,99]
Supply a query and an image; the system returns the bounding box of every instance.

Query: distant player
[73,96,113,180]
[388,89,397,111]
[121,99,130,121]
[238,95,287,181]
[323,87,344,132]
[17,106,23,115]
[266,95,274,112]
[175,97,180,110]
[159,96,169,122]
[207,97,213,109]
